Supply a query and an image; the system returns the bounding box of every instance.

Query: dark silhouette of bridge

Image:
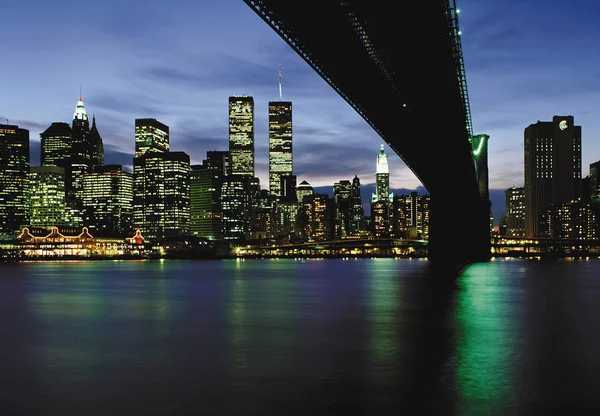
[244,0,491,266]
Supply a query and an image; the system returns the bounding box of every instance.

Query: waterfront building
[190,161,224,240]
[524,116,582,236]
[134,151,190,240]
[81,165,133,237]
[0,125,30,238]
[505,186,525,237]
[221,175,252,241]
[29,166,67,229]
[392,192,430,239]
[539,200,596,240]
[299,193,330,242]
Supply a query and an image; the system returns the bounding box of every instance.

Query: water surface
[1,258,599,415]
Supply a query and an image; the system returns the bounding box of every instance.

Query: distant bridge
[244,0,491,266]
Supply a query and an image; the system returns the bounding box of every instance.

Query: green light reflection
[453,262,519,414]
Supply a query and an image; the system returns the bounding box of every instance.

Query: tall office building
[524,116,581,236]
[229,96,254,176]
[89,115,105,166]
[333,180,351,238]
[0,125,30,238]
[29,166,67,229]
[135,118,169,157]
[81,165,133,237]
[221,175,252,241]
[349,175,365,236]
[391,192,430,239]
[268,101,292,197]
[190,152,228,240]
[372,144,393,204]
[40,122,71,167]
[133,118,170,235]
[70,95,92,197]
[505,186,525,237]
[134,152,190,240]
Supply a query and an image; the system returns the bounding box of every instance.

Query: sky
[1,0,600,220]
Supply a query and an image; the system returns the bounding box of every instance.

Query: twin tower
[229,94,292,197]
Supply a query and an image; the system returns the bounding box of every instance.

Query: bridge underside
[244,0,491,266]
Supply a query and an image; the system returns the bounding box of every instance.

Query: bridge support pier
[427,192,491,267]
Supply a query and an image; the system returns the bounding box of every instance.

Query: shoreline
[2,253,599,263]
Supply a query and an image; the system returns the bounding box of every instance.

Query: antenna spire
[278,62,282,101]
[79,82,82,101]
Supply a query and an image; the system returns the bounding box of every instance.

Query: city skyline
[2,0,600,205]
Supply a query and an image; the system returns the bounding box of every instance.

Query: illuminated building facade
[349,175,365,236]
[40,122,71,167]
[539,201,596,240]
[0,125,30,238]
[29,166,67,229]
[524,116,582,236]
[190,161,224,240]
[134,152,190,240]
[371,200,389,238]
[229,96,255,176]
[333,180,351,239]
[70,96,92,198]
[296,180,314,204]
[81,165,133,237]
[372,144,393,205]
[299,193,330,242]
[505,186,525,237]
[392,192,430,239]
[221,176,251,240]
[268,101,292,197]
[135,118,169,157]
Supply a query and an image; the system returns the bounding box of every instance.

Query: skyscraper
[268,70,292,197]
[40,122,71,167]
[190,152,229,240]
[29,166,67,229]
[372,144,393,204]
[333,180,351,239]
[349,175,364,236]
[0,125,30,238]
[81,165,133,237]
[505,186,525,237]
[229,96,254,176]
[524,116,582,236]
[134,152,190,240]
[89,115,105,166]
[70,95,91,196]
[135,118,169,157]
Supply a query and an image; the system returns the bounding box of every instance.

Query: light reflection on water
[1,259,600,414]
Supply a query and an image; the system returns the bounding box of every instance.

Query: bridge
[243,0,491,266]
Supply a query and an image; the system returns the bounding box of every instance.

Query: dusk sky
[2,0,600,219]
